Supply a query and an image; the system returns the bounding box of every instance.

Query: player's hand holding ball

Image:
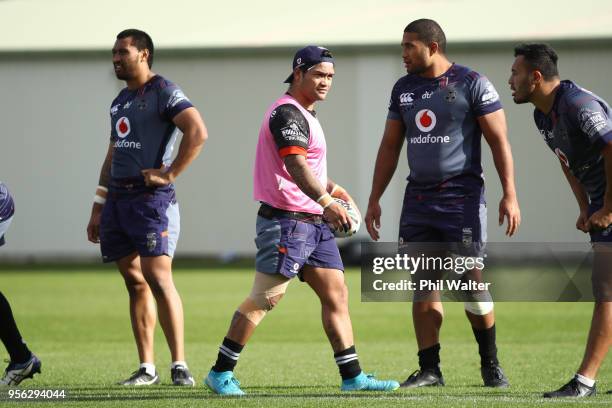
[326,184,361,237]
[328,198,361,238]
[323,200,351,235]
[330,184,358,211]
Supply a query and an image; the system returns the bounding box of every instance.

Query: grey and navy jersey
[109,75,193,179]
[534,80,612,204]
[388,64,502,190]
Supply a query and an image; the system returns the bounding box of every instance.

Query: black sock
[418,343,441,374]
[0,292,32,363]
[472,325,499,366]
[334,346,362,380]
[212,337,244,373]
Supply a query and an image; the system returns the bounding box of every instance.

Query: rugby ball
[330,198,361,238]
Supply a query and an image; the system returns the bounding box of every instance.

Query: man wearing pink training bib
[205,46,400,395]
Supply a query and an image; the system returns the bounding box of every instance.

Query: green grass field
[0,267,610,407]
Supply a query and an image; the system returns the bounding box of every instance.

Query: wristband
[317,193,334,209]
[93,195,107,205]
[316,192,330,203]
[95,185,108,200]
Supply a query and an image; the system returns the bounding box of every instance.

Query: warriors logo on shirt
[579,108,608,138]
[480,82,500,104]
[415,109,436,132]
[116,117,131,139]
[445,89,457,103]
[167,89,190,109]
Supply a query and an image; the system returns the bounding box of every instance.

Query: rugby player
[509,43,612,398]
[0,182,42,386]
[365,19,521,388]
[86,29,207,386]
[204,46,399,395]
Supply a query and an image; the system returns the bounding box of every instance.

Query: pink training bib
[253,94,328,215]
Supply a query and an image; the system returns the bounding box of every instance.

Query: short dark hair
[116,29,154,68]
[514,43,559,80]
[404,19,446,53]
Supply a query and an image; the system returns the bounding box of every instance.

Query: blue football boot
[341,372,400,391]
[205,370,245,396]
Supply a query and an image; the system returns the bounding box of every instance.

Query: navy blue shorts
[398,186,486,257]
[100,187,180,263]
[254,214,344,280]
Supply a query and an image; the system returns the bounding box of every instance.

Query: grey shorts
[254,215,344,280]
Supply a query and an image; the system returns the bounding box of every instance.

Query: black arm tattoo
[284,155,326,202]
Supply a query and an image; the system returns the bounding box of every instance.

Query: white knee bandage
[464,301,494,315]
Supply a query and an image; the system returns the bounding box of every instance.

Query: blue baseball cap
[284,45,335,83]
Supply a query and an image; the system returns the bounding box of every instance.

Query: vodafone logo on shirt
[410,109,450,144]
[116,117,131,138]
[415,109,436,132]
[113,116,141,149]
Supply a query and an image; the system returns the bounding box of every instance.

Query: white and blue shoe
[0,354,42,386]
[117,367,160,386]
[205,370,245,396]
[341,372,400,391]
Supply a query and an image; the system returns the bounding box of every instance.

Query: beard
[113,60,137,81]
[512,92,531,104]
[405,62,427,76]
[114,71,131,80]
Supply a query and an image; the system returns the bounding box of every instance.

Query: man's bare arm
[87,142,113,243]
[284,154,349,231]
[365,118,405,240]
[479,109,521,236]
[141,107,208,186]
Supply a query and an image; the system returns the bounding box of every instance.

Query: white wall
[0,42,610,259]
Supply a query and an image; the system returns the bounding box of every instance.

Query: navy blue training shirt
[388,64,502,190]
[109,75,194,179]
[534,80,612,204]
